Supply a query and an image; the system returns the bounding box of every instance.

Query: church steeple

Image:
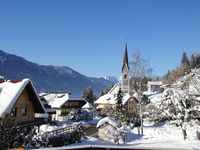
[122,43,129,72]
[120,43,130,94]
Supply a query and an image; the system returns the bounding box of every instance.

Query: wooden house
[0,78,48,127]
[95,93,139,115]
[0,78,49,149]
[41,93,86,121]
[94,93,117,115]
[123,95,139,113]
[147,81,163,93]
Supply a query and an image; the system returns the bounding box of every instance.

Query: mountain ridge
[0,50,117,97]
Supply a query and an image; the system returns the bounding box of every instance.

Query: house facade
[147,81,163,93]
[0,78,48,149]
[123,96,139,113]
[95,93,139,116]
[41,93,86,121]
[0,79,48,126]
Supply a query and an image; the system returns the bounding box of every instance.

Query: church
[94,44,139,115]
[109,43,131,95]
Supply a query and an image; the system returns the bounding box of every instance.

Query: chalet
[147,81,163,93]
[123,94,139,114]
[95,93,139,115]
[41,93,87,121]
[0,78,48,127]
[95,93,117,112]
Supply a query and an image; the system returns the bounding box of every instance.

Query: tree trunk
[180,125,187,140]
[196,130,200,140]
[182,128,187,140]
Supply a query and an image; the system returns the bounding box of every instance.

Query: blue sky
[0,0,200,77]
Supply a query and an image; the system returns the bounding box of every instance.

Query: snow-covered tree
[111,123,129,145]
[151,88,200,140]
[130,50,153,134]
[82,86,96,105]
[130,50,153,79]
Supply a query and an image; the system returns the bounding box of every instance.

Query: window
[22,107,27,116]
[124,74,127,79]
[11,108,17,117]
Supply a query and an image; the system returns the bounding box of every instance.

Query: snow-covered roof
[122,93,131,105]
[107,83,120,95]
[0,79,30,117]
[96,116,118,128]
[147,81,163,86]
[95,93,134,105]
[133,92,139,99]
[95,93,117,105]
[0,75,4,80]
[82,102,94,109]
[143,91,157,96]
[148,93,163,106]
[0,78,47,118]
[47,93,69,108]
[41,93,86,108]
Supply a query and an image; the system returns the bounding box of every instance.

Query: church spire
[120,43,130,94]
[122,43,129,72]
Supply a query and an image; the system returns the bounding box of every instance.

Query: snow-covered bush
[148,87,200,140]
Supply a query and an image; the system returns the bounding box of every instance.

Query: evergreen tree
[115,88,124,120]
[181,51,190,67]
[116,88,123,112]
[190,54,196,69]
[81,86,96,105]
[164,70,171,81]
[196,54,200,68]
[180,51,190,75]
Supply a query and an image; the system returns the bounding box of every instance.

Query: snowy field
[39,120,200,150]
[125,121,200,149]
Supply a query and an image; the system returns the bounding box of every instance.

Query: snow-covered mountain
[102,76,118,83]
[0,50,117,97]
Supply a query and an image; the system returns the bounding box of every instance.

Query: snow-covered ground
[125,121,200,149]
[39,120,200,150]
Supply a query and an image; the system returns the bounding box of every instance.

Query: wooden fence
[46,123,81,137]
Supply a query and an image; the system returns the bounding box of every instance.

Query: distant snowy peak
[101,76,118,82]
[0,49,116,96]
[53,66,73,75]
